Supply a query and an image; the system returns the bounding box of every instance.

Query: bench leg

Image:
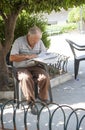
[49,84,53,102]
[75,59,80,79]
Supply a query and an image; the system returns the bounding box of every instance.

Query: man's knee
[18,72,32,81]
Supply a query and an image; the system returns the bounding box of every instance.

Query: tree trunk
[0,12,19,91]
[0,43,9,91]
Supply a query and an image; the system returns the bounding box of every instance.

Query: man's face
[27,33,41,47]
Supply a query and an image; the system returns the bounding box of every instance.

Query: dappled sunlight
[70,102,85,109]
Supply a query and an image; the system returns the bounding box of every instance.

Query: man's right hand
[10,54,38,62]
[26,54,37,60]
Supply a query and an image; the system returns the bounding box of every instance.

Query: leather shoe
[27,100,38,115]
[30,104,38,115]
[38,97,50,104]
[42,99,50,104]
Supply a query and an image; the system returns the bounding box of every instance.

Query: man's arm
[10,54,37,62]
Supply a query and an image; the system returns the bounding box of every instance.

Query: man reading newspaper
[10,26,50,115]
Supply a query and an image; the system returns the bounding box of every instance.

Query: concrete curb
[0,91,14,99]
[50,73,72,88]
[0,73,72,99]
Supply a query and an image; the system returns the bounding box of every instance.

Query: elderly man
[10,26,50,114]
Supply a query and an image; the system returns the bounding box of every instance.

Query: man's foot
[30,104,38,115]
[38,97,50,104]
[27,100,38,115]
[42,99,50,104]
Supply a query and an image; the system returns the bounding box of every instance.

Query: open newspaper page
[32,52,57,64]
[14,52,58,68]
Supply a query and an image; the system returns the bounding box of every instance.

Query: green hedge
[15,10,50,48]
[67,5,85,23]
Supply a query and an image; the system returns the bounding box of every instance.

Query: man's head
[27,26,42,47]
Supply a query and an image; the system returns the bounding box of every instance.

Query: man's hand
[10,54,38,62]
[26,54,38,59]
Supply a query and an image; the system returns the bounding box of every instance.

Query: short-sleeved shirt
[10,35,46,68]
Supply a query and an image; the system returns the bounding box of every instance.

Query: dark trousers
[17,66,50,101]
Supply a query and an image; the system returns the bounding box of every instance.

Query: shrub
[14,10,50,48]
[67,5,85,23]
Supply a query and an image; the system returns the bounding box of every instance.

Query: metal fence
[0,100,85,130]
[47,53,69,78]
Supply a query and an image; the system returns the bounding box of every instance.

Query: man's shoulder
[14,36,26,46]
[38,39,43,44]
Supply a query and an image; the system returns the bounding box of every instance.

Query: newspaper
[33,52,57,63]
[13,52,57,68]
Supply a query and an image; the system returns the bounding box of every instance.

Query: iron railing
[47,53,69,77]
[0,100,85,130]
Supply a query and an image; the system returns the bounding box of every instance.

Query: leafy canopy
[68,5,85,22]
[0,0,85,16]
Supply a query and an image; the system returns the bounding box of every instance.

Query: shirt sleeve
[10,39,19,55]
[40,40,47,52]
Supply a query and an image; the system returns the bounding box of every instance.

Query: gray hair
[28,26,42,38]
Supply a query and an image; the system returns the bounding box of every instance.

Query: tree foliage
[0,0,85,18]
[0,0,85,46]
[0,0,84,43]
[68,5,85,22]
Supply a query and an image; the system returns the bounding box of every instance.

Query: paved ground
[48,31,85,105]
[1,31,85,130]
